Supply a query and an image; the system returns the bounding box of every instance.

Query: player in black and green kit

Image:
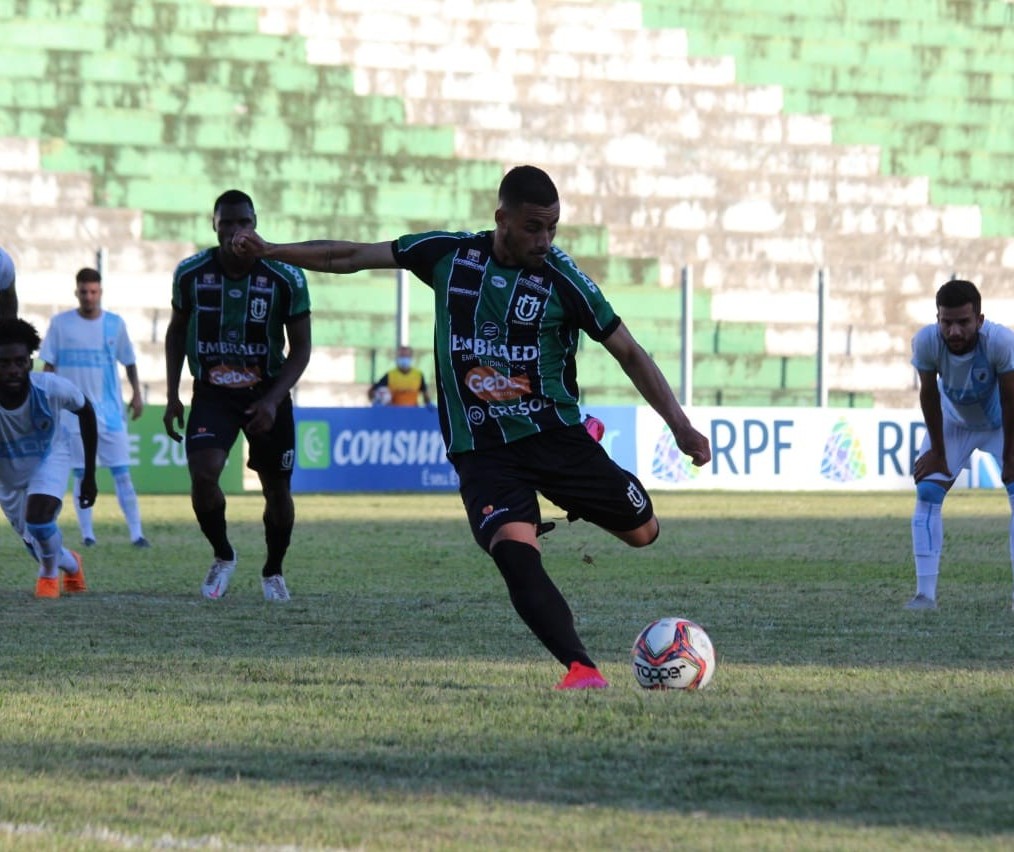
[233,166,711,687]
[164,190,312,603]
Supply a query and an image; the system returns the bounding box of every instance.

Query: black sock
[262,512,292,577]
[490,539,595,668]
[195,503,233,561]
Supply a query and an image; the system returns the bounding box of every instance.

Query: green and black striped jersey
[171,249,310,390]
[393,230,621,453]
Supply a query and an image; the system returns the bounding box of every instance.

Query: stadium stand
[4,0,1014,408]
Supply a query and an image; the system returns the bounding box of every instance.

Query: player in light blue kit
[0,318,97,597]
[0,245,17,319]
[907,279,1014,610]
[40,267,149,548]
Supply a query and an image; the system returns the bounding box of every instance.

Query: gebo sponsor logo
[466,366,531,401]
[207,363,262,388]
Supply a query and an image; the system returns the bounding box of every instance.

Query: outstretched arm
[602,322,711,467]
[232,232,398,274]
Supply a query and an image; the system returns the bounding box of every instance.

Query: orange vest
[385,367,426,406]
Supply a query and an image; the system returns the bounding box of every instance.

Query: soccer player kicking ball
[0,319,97,597]
[907,279,1014,611]
[232,166,712,688]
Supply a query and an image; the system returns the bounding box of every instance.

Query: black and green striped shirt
[172,249,310,389]
[394,230,620,453]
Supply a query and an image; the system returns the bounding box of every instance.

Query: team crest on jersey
[513,294,542,323]
[974,368,989,383]
[34,416,52,433]
[626,481,647,511]
[250,296,268,321]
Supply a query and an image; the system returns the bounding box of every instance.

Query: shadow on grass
[1,498,1012,837]
[0,716,1010,838]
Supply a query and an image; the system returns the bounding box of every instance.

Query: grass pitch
[0,490,1012,850]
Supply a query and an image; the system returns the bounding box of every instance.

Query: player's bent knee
[617,517,660,548]
[916,479,948,504]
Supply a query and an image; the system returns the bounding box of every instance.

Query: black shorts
[450,424,654,552]
[185,381,295,476]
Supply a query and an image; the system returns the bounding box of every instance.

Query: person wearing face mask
[369,345,433,408]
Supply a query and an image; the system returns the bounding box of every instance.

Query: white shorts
[0,439,72,537]
[917,419,1003,483]
[67,429,131,470]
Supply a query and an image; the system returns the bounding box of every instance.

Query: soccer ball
[631,616,716,690]
[373,386,392,406]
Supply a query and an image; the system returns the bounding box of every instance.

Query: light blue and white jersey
[40,310,136,435]
[0,246,14,291]
[911,319,1014,431]
[0,372,84,488]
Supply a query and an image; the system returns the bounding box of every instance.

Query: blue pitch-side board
[291,406,639,493]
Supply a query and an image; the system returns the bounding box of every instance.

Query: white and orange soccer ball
[631,616,716,690]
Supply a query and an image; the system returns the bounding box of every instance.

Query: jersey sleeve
[550,249,621,342]
[988,323,1014,374]
[38,372,86,412]
[171,261,190,312]
[393,231,472,287]
[114,315,137,366]
[263,259,310,319]
[284,263,311,317]
[0,246,14,291]
[38,319,60,366]
[910,325,939,373]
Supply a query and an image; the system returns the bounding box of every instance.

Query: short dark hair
[76,267,101,284]
[213,189,255,214]
[936,279,981,314]
[498,166,559,209]
[0,318,42,353]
